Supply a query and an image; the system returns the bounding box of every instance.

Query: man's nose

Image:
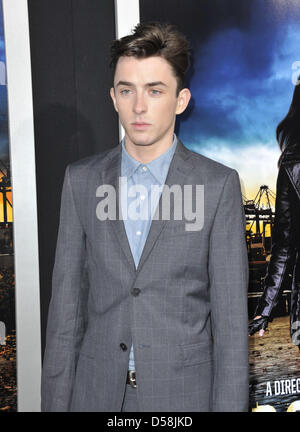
[133,93,147,113]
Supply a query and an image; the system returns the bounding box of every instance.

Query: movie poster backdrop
[140,0,300,412]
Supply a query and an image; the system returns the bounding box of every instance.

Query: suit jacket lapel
[100,138,194,274]
[136,138,194,272]
[101,143,137,272]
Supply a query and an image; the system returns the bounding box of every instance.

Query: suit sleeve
[255,166,296,318]
[209,169,249,412]
[41,164,88,412]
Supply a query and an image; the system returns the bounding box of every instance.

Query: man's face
[110,56,190,148]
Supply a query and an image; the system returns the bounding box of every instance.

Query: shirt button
[120,343,127,351]
[142,166,147,172]
[140,195,145,200]
[131,288,141,297]
[136,231,141,236]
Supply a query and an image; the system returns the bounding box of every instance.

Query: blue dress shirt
[120,133,178,370]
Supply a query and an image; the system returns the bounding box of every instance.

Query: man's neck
[124,133,175,164]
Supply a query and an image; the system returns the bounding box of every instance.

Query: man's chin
[127,134,155,147]
[132,141,154,147]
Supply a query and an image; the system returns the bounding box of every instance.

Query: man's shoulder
[181,142,236,181]
[67,145,119,175]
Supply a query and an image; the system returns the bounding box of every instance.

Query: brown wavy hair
[110,21,191,96]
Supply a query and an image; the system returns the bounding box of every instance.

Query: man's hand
[248,315,269,336]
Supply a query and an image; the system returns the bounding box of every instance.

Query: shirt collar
[121,134,177,184]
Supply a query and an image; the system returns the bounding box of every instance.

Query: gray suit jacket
[41,138,249,412]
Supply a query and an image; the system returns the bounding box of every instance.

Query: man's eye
[150,89,161,95]
[120,89,131,95]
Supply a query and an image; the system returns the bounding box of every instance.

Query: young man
[41,21,249,412]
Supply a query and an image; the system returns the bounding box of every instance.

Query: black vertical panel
[27,0,118,355]
[72,1,118,158]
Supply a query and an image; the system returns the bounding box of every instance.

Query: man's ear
[175,88,191,115]
[110,87,118,113]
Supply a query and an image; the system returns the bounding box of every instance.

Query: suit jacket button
[120,343,127,351]
[131,288,141,296]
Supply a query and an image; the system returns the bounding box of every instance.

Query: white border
[114,0,139,38]
[114,0,140,141]
[2,0,41,412]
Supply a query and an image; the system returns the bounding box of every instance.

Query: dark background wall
[27,0,118,356]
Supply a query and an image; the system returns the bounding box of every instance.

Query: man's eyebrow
[115,80,168,87]
[115,81,133,87]
[146,81,168,87]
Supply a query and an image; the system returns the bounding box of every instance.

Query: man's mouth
[131,122,151,129]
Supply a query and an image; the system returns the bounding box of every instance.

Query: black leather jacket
[255,144,300,339]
